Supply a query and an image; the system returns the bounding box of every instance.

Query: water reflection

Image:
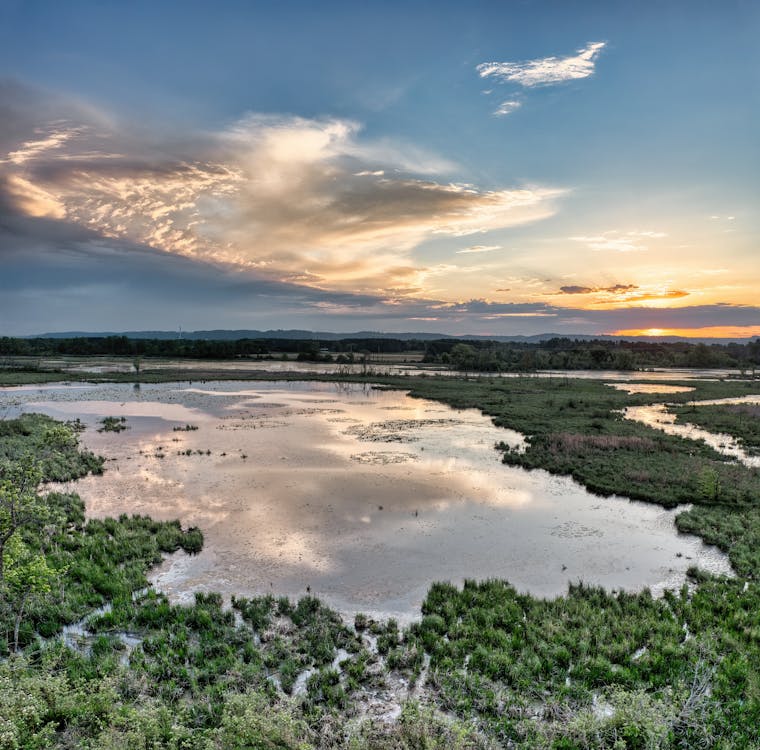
[1,380,733,620]
[608,383,695,395]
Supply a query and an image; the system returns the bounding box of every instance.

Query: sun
[641,328,666,337]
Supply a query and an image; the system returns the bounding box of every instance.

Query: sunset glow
[1,2,757,338]
[611,326,760,339]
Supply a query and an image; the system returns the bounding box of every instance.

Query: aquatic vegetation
[0,416,202,653]
[0,413,103,481]
[98,416,129,433]
[398,576,760,747]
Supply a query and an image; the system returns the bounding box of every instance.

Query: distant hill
[29,329,456,342]
[26,329,758,344]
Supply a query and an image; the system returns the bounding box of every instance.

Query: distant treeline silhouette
[2,335,759,371]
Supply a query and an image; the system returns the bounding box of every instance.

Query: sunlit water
[623,394,760,468]
[0,381,732,620]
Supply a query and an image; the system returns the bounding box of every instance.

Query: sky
[0,0,758,338]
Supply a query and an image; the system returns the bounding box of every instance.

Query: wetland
[1,369,759,748]
[1,380,731,619]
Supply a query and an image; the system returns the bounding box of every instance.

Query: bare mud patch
[345,418,461,443]
[350,452,420,465]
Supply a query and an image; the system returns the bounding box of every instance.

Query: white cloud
[494,100,522,117]
[455,245,501,254]
[478,41,606,88]
[3,128,77,165]
[570,230,667,253]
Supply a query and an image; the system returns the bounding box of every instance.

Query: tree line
[1,335,759,371]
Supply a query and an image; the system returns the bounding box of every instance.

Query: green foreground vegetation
[0,372,759,748]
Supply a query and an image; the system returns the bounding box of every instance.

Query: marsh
[1,380,731,620]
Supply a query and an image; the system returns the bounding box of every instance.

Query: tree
[450,343,476,371]
[0,458,46,583]
[613,348,635,370]
[3,534,59,651]
[748,338,760,374]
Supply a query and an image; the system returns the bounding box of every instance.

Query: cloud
[477,42,606,88]
[555,283,689,306]
[558,284,638,295]
[0,83,564,298]
[0,202,757,338]
[4,129,77,165]
[494,100,521,117]
[455,244,501,254]
[5,82,753,340]
[0,202,403,334]
[560,285,594,295]
[624,290,689,303]
[570,230,667,253]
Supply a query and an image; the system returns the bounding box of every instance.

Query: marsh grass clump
[173,424,199,432]
[0,413,103,480]
[404,576,760,747]
[231,593,360,699]
[304,667,346,711]
[354,612,368,631]
[98,416,129,433]
[376,618,400,655]
[233,593,275,632]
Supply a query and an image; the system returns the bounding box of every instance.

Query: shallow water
[624,394,760,468]
[608,383,695,395]
[1,381,732,620]
[14,355,753,382]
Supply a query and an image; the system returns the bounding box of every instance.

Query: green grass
[391,576,760,747]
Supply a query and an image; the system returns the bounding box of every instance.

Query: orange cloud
[1,108,564,299]
[555,284,689,309]
[623,290,689,304]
